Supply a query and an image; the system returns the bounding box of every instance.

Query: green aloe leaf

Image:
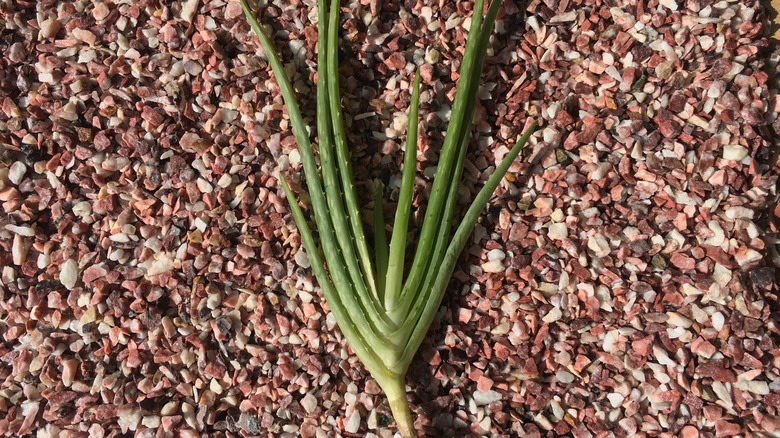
[373,182,389,300]
[238,1,535,436]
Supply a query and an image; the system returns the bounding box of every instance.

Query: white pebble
[734,249,761,267]
[549,399,565,420]
[667,326,686,339]
[72,201,92,219]
[58,101,79,121]
[142,416,161,428]
[588,233,610,258]
[160,402,177,416]
[209,378,223,395]
[711,382,732,408]
[181,0,199,23]
[60,259,79,290]
[659,0,678,11]
[118,404,142,433]
[607,393,625,407]
[604,65,622,82]
[182,402,196,429]
[602,329,619,353]
[736,380,769,395]
[487,249,506,261]
[690,305,708,324]
[217,174,232,188]
[712,263,732,287]
[700,35,714,51]
[481,259,505,273]
[653,344,676,367]
[591,162,611,180]
[288,149,301,165]
[295,250,311,269]
[38,72,56,84]
[724,206,754,220]
[196,178,213,194]
[146,252,174,276]
[276,154,290,171]
[6,224,34,236]
[301,393,317,414]
[425,47,440,64]
[184,60,203,76]
[37,253,50,269]
[722,145,748,161]
[344,409,361,433]
[194,217,208,232]
[704,221,725,246]
[548,223,568,240]
[367,409,378,429]
[170,61,185,77]
[8,162,26,185]
[542,306,562,323]
[39,17,62,39]
[555,370,575,384]
[711,312,725,331]
[666,312,692,328]
[473,390,502,406]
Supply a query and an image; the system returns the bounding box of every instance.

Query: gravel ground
[1,0,780,437]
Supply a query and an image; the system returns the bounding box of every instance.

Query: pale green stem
[376,374,416,438]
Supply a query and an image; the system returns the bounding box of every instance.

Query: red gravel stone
[670,253,696,271]
[714,420,742,436]
[385,52,406,70]
[695,360,737,383]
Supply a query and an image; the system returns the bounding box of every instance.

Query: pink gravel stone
[385,52,406,70]
[670,253,695,271]
[93,3,110,20]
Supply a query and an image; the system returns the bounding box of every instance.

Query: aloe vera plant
[239,0,536,435]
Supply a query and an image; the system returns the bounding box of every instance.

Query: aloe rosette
[238,0,536,435]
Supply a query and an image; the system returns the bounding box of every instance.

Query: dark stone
[237,412,262,434]
[749,267,774,290]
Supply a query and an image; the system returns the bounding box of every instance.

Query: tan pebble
[182,402,196,429]
[62,359,78,387]
[39,17,61,39]
[12,235,29,265]
[481,259,505,273]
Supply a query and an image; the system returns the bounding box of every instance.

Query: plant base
[382,375,416,438]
